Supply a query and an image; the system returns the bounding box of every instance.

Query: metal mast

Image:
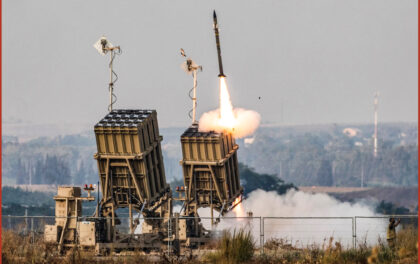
[373,91,379,157]
[180,49,202,124]
[93,36,121,112]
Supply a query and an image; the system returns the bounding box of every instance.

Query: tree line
[239,125,417,187]
[2,123,417,187]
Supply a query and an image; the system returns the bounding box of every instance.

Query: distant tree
[15,158,29,184]
[239,163,295,196]
[74,160,87,184]
[376,200,410,215]
[32,155,72,184]
[44,155,57,183]
[2,186,54,206]
[84,162,98,184]
[2,124,418,188]
[73,160,97,184]
[317,160,333,186]
[33,159,44,184]
[2,203,54,216]
[55,156,71,184]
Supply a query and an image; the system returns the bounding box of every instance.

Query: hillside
[2,122,417,188]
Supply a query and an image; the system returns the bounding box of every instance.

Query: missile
[213,10,226,78]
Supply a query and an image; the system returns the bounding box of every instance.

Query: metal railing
[2,214,417,254]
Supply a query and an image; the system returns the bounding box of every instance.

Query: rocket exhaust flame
[199,11,261,138]
[218,77,236,130]
[232,196,245,217]
[198,77,261,138]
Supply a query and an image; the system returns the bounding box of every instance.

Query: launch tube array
[94,109,169,207]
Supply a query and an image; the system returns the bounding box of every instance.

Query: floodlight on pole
[180,48,202,124]
[93,36,122,112]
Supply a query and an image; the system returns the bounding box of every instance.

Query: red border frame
[416,0,420,260]
[0,1,417,262]
[1,0,3,260]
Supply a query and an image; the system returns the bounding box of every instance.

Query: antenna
[93,36,122,112]
[180,48,202,124]
[373,91,379,157]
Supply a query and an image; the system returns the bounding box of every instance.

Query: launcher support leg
[111,203,115,241]
[129,204,133,234]
[210,204,214,228]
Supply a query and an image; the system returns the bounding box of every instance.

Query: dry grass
[256,227,418,264]
[2,226,417,263]
[203,229,255,264]
[2,229,56,264]
[1,230,159,264]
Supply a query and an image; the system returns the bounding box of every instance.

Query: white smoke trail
[198,189,385,248]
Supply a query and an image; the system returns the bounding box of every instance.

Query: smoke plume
[198,189,385,247]
[199,108,261,138]
[198,77,260,138]
[232,189,375,218]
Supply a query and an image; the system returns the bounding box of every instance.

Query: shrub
[205,229,255,264]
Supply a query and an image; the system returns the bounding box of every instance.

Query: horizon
[2,119,417,144]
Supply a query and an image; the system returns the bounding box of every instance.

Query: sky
[2,0,418,129]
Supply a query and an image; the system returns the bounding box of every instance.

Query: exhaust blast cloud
[228,189,384,247]
[199,77,260,138]
[198,189,384,247]
[231,189,376,218]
